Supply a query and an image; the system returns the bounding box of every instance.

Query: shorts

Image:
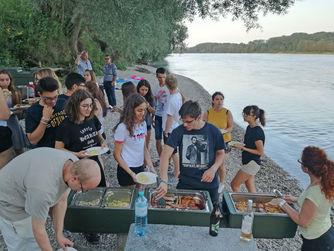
[154,116,163,140]
[147,124,152,131]
[241,160,260,175]
[117,164,145,186]
[0,126,12,152]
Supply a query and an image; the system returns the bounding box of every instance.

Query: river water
[166,53,334,188]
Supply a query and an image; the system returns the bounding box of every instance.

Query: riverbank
[0,65,332,250]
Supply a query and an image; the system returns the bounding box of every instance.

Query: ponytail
[259,109,266,127]
[321,160,334,200]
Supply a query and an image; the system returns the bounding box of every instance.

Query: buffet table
[124,224,258,251]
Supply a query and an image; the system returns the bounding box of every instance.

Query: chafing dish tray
[222,192,297,238]
[145,188,213,226]
[70,187,104,208]
[102,188,132,208]
[64,187,136,233]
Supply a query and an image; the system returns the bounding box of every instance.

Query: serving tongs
[272,189,283,198]
[155,177,166,208]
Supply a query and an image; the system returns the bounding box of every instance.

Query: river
[166,53,334,188]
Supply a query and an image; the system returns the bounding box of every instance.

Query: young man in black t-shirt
[25,77,66,148]
[58,72,86,102]
[156,100,225,202]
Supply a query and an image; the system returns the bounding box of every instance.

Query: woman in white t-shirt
[113,93,156,188]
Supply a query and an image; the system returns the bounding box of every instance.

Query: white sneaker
[218,183,225,193]
[109,105,113,109]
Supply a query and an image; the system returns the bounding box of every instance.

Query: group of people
[0,56,333,250]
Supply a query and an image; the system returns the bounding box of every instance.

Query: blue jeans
[103,81,116,106]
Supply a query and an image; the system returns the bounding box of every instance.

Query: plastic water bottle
[135,192,148,236]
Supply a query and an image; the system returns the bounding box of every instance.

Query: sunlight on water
[166,53,334,188]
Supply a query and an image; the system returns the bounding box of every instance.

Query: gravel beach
[0,65,332,251]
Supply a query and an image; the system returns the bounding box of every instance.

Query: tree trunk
[70,14,82,54]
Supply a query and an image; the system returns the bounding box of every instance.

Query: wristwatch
[279,200,287,208]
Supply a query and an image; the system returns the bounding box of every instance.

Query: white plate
[136,172,157,185]
[10,105,30,111]
[229,141,245,147]
[85,146,109,156]
[57,247,77,251]
[220,129,228,134]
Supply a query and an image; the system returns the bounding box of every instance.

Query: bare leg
[145,131,151,150]
[156,139,162,157]
[218,153,227,184]
[245,175,256,193]
[14,148,24,156]
[231,169,252,192]
[0,148,13,169]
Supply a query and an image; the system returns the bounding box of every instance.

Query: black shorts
[117,164,145,186]
[0,126,12,152]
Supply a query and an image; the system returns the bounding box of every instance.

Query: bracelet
[40,120,48,125]
[160,180,168,185]
[42,117,50,121]
[279,200,287,208]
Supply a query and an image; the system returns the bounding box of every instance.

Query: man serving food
[0,148,101,251]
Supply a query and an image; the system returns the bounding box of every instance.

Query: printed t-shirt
[297,185,333,239]
[56,116,101,152]
[25,99,66,147]
[153,85,169,117]
[0,148,78,221]
[242,125,265,165]
[114,121,147,167]
[207,107,231,143]
[166,122,225,189]
[162,92,182,133]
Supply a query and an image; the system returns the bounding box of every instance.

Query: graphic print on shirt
[49,110,66,128]
[182,134,209,169]
[156,89,168,112]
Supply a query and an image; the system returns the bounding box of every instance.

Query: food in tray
[105,200,130,208]
[102,190,131,208]
[236,201,284,214]
[87,149,99,155]
[78,198,100,207]
[229,141,245,147]
[151,194,204,210]
[137,173,149,184]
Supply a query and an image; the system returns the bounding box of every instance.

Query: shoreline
[1,64,331,250]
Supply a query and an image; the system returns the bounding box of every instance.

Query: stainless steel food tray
[70,187,105,208]
[230,192,286,215]
[148,188,210,212]
[101,187,133,209]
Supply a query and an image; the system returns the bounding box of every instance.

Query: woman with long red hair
[270,146,334,250]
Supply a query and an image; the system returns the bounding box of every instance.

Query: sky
[185,0,334,47]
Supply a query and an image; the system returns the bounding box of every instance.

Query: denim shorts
[147,124,152,131]
[154,116,163,140]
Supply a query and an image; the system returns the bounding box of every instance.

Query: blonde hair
[165,74,178,90]
[37,68,62,94]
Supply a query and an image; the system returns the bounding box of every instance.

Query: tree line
[0,0,295,71]
[185,32,334,54]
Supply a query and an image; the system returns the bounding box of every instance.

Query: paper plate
[57,247,77,251]
[85,146,109,156]
[229,141,245,147]
[136,172,157,185]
